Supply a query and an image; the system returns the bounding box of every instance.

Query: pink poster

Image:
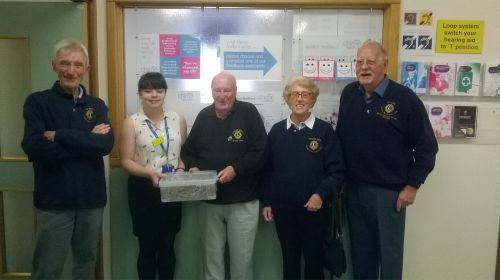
[159,34,200,79]
[181,57,200,79]
[160,34,180,56]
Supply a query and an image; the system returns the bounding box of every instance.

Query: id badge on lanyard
[146,118,173,173]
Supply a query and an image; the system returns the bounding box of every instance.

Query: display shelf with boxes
[400,61,500,97]
[420,96,500,145]
[400,61,500,145]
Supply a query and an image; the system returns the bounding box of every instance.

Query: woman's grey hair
[283,76,319,107]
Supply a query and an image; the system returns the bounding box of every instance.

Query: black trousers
[273,207,331,280]
[128,175,182,280]
[347,182,406,280]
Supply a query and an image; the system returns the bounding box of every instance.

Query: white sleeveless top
[130,109,183,172]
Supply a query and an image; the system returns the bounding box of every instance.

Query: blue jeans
[31,208,103,280]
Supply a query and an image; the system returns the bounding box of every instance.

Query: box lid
[159,170,218,188]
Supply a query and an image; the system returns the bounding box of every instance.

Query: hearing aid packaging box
[428,103,453,138]
[159,170,218,202]
[428,63,456,96]
[455,63,481,96]
[482,64,500,97]
[453,105,477,138]
[401,62,418,92]
[401,61,428,95]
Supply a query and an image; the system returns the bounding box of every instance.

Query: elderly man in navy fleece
[336,40,438,280]
[181,71,267,280]
[22,39,113,280]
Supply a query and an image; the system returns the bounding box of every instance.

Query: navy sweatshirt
[181,100,267,204]
[21,81,114,210]
[336,80,438,189]
[261,118,345,208]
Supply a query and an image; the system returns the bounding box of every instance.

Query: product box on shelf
[401,61,428,95]
[428,63,456,96]
[455,63,481,96]
[483,64,500,97]
[428,103,453,138]
[453,106,477,138]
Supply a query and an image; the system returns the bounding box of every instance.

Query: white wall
[400,0,500,279]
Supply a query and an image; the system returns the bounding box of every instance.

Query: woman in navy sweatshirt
[261,76,344,280]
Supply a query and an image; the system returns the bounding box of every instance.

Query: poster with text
[160,34,201,79]
[435,20,484,54]
[220,35,282,80]
[137,34,160,75]
[137,34,201,79]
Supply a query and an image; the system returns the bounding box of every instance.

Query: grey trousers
[31,208,104,280]
[198,200,259,280]
[347,182,406,280]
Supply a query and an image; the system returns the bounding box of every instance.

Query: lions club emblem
[306,138,322,153]
[384,103,395,114]
[377,101,398,120]
[83,107,96,122]
[233,129,243,140]
[227,129,244,142]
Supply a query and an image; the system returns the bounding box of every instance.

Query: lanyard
[146,117,170,157]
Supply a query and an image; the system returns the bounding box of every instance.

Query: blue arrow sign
[224,47,277,75]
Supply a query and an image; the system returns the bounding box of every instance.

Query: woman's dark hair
[137,72,168,92]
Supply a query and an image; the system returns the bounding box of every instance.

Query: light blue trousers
[198,200,259,280]
[31,208,104,280]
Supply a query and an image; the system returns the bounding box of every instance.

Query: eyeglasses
[356,59,378,67]
[290,91,312,99]
[212,88,234,96]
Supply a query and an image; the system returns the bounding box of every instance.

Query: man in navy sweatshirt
[181,71,267,280]
[336,40,438,280]
[21,39,113,279]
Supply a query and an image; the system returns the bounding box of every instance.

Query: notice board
[123,7,384,131]
[107,0,401,163]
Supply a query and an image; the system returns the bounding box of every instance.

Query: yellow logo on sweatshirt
[377,101,398,120]
[306,138,322,153]
[227,129,244,142]
[83,107,96,122]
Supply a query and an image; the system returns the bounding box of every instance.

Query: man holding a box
[181,71,267,280]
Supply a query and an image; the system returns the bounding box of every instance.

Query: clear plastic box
[159,170,218,202]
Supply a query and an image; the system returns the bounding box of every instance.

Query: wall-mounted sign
[436,20,484,54]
